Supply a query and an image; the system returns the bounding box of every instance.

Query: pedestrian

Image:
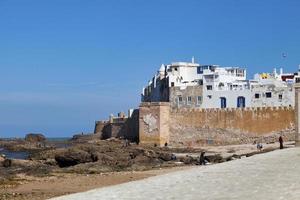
[279,136,284,149]
[125,139,129,147]
[257,142,263,151]
[199,152,206,165]
[171,154,176,160]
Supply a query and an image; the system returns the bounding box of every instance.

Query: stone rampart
[94,109,139,142]
[139,102,295,147]
[170,106,295,147]
[139,102,170,146]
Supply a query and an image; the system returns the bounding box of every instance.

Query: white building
[142,59,295,109]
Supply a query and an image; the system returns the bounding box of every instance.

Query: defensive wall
[139,102,295,147]
[94,109,139,142]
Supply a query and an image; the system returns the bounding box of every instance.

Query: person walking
[279,136,284,149]
[199,152,206,165]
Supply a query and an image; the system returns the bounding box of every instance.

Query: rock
[180,156,194,164]
[0,156,4,164]
[12,159,40,167]
[25,133,46,143]
[91,152,116,165]
[55,148,93,167]
[71,133,101,143]
[206,154,223,163]
[44,159,57,166]
[3,159,12,167]
[158,152,173,161]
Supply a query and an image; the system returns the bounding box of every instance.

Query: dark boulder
[3,159,12,168]
[180,156,195,164]
[206,154,223,163]
[25,133,46,143]
[158,152,173,161]
[55,149,93,167]
[91,152,116,165]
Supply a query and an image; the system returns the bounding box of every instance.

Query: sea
[0,137,71,159]
[0,148,29,159]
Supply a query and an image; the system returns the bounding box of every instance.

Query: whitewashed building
[141,59,295,108]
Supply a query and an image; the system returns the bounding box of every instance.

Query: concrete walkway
[51,148,300,200]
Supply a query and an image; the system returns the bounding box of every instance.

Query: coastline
[0,139,292,200]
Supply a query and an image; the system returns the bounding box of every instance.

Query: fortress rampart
[139,102,295,147]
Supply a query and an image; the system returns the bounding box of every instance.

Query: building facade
[142,60,295,109]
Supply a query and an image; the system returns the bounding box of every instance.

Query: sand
[0,166,192,200]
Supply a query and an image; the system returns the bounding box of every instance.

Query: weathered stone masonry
[294,79,300,146]
[139,103,295,147]
[94,109,139,142]
[139,102,170,146]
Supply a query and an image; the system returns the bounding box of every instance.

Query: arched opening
[220,97,227,108]
[237,96,245,108]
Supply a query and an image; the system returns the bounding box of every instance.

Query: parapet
[140,102,170,107]
[170,106,294,113]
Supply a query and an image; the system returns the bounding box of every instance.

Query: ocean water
[0,148,29,159]
[46,137,71,142]
[0,137,71,159]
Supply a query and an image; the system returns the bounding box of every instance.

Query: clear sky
[0,0,299,137]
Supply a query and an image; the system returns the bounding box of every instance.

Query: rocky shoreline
[0,134,294,200]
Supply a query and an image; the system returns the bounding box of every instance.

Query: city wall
[94,109,139,142]
[139,102,295,147]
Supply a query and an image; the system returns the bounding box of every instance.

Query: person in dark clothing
[279,136,284,149]
[199,152,208,165]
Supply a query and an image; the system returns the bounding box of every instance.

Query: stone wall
[294,83,300,146]
[94,109,139,142]
[139,102,169,147]
[170,107,295,147]
[138,102,295,147]
[94,121,108,134]
[169,85,202,109]
[125,109,139,141]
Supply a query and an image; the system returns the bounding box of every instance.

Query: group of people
[255,136,284,151]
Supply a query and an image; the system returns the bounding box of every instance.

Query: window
[279,94,283,100]
[255,93,260,99]
[197,96,202,105]
[220,97,227,108]
[206,85,213,90]
[197,66,203,74]
[208,95,212,99]
[236,69,245,77]
[266,92,272,98]
[237,96,246,108]
[218,82,224,88]
[171,82,175,87]
[187,96,192,105]
[199,80,203,85]
[174,67,178,71]
[177,96,183,105]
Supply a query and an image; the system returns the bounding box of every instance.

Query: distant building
[142,59,295,108]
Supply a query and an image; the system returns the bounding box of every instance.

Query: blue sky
[0,0,299,137]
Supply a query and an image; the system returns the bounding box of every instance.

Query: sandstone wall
[94,121,108,134]
[125,109,139,141]
[295,85,300,146]
[170,107,295,147]
[94,110,139,142]
[139,102,169,147]
[138,102,295,147]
